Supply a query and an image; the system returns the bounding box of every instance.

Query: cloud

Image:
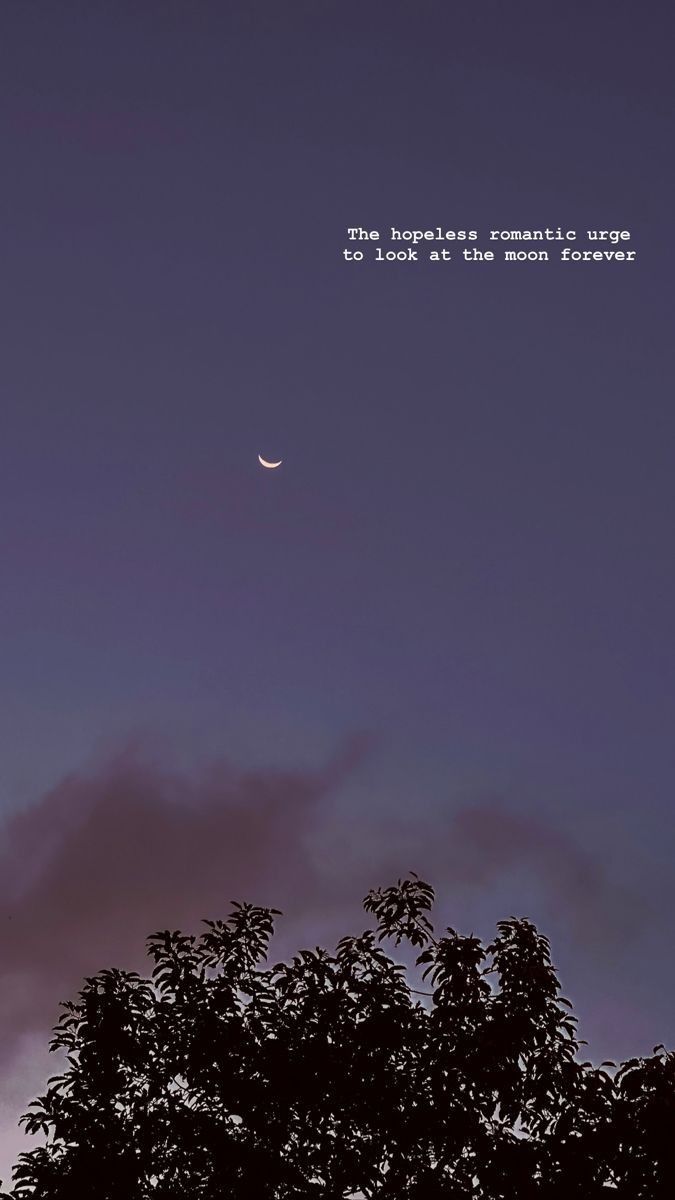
[436,797,644,946]
[0,737,373,1050]
[0,748,640,1052]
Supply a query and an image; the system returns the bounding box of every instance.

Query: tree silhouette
[3,874,674,1197]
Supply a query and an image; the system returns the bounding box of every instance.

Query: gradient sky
[0,0,674,1179]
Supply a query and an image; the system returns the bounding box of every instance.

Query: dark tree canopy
[3,875,675,1198]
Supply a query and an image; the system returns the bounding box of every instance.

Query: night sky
[0,0,674,1178]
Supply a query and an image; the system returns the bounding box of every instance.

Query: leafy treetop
[3,874,674,1198]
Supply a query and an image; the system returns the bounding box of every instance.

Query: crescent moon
[258,454,283,469]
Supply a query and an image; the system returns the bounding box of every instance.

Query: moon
[258,454,283,469]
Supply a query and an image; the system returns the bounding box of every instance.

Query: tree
[3,875,675,1197]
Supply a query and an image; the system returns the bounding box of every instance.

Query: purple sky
[0,0,674,1179]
